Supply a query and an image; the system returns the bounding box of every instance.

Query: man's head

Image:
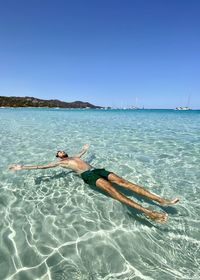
[56,150,68,159]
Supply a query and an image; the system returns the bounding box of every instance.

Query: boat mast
[186,95,191,107]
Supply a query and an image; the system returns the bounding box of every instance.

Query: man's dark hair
[56,151,68,158]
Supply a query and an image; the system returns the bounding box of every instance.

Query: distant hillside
[0,96,102,108]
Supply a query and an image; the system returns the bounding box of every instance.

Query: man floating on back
[9,144,179,223]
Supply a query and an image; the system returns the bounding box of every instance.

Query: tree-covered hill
[0,96,102,108]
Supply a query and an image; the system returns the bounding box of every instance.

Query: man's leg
[95,178,168,223]
[107,173,179,206]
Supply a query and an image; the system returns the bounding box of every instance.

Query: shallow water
[0,108,200,280]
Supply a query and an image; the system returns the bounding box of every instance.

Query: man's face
[56,151,67,158]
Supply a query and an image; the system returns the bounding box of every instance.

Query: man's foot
[146,212,168,224]
[160,198,179,206]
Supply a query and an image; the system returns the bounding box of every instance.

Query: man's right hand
[9,164,23,171]
[83,144,90,150]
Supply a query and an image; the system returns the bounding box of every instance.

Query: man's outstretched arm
[75,144,90,158]
[9,162,60,171]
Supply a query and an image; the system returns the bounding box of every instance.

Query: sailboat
[175,106,191,110]
[130,97,140,110]
[176,96,192,110]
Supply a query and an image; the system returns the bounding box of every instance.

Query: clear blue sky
[0,0,199,108]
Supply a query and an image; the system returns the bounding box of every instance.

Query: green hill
[0,96,102,108]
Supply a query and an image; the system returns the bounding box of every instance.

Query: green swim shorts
[81,168,112,186]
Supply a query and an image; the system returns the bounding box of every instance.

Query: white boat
[176,106,191,110]
[176,95,192,110]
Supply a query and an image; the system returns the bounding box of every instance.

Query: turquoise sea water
[0,108,200,280]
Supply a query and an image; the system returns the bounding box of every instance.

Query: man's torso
[59,157,92,174]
